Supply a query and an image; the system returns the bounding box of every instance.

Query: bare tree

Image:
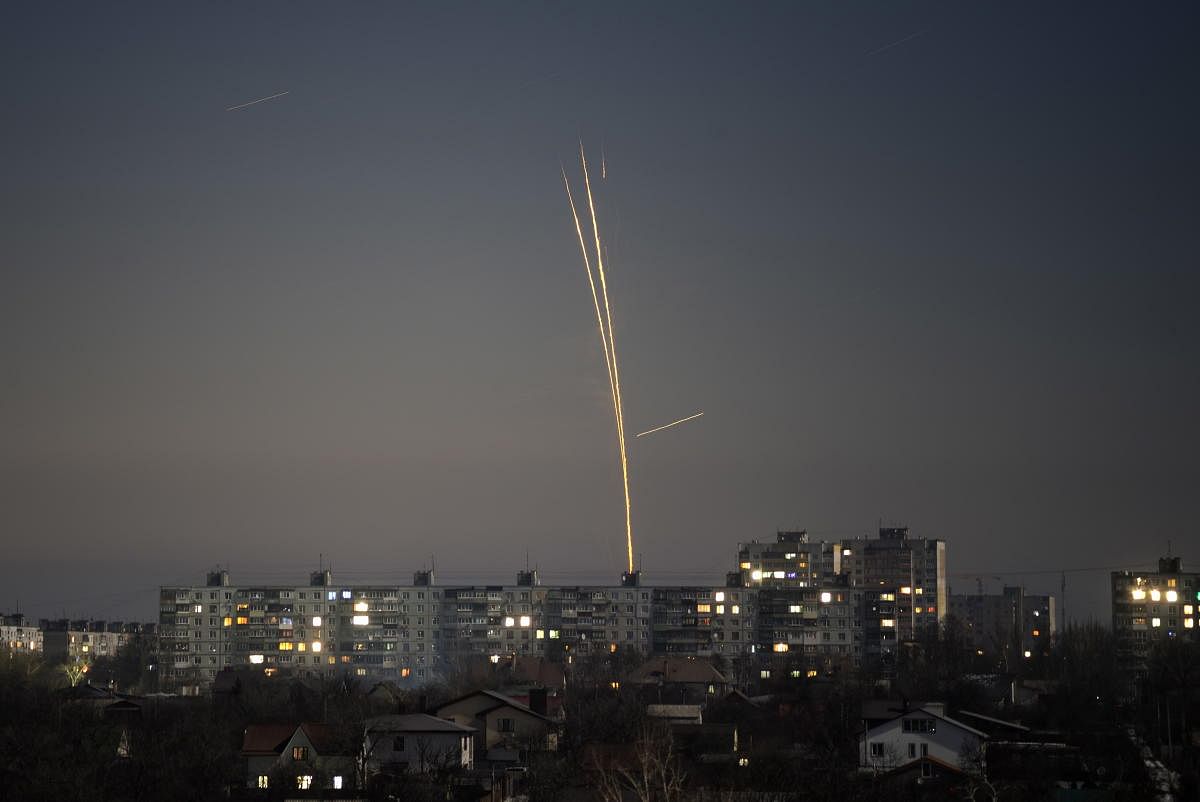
[590,722,687,802]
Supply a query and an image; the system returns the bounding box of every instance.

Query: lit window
[278,642,293,651]
[716,604,725,614]
[1023,650,1032,658]
[789,604,802,613]
[327,591,337,601]
[773,571,785,579]
[489,654,500,664]
[900,586,912,595]
[353,601,369,612]
[715,592,725,602]
[535,629,544,639]
[341,590,351,599]
[1032,629,1040,637]
[881,619,895,628]
[297,642,306,652]
[773,642,789,652]
[880,593,895,601]
[1150,589,1162,602]
[549,630,559,639]
[297,775,313,789]
[249,654,264,664]
[807,669,818,678]
[504,616,515,627]
[696,604,712,613]
[1152,618,1162,628]
[731,605,740,615]
[739,562,751,570]
[759,669,771,679]
[1131,589,1146,600]
[222,616,232,627]
[312,616,322,627]
[312,641,322,652]
[352,615,369,626]
[820,592,832,604]
[1166,590,1178,603]
[256,775,269,789]
[333,776,343,790]
[750,570,762,581]
[236,616,249,625]
[519,616,531,627]
[1185,605,1194,615]
[1185,619,1194,629]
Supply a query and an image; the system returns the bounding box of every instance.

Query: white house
[365,714,475,774]
[858,704,986,779]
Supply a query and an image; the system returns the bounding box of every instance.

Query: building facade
[1112,557,1200,693]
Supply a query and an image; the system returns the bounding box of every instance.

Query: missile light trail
[562,144,634,575]
[225,91,290,111]
[635,411,704,438]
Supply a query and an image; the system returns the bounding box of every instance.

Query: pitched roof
[241,723,345,756]
[861,705,987,740]
[367,714,475,734]
[436,689,554,723]
[627,656,728,686]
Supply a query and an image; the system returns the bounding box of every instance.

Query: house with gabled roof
[241,722,357,793]
[364,714,475,775]
[858,702,986,781]
[435,689,557,760]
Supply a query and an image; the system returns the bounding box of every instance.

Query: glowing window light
[715,592,725,602]
[489,654,500,664]
[519,616,531,627]
[1185,605,1194,615]
[842,548,851,556]
[820,592,832,604]
[549,630,559,639]
[341,590,352,599]
[807,669,818,678]
[1185,619,1194,629]
[1131,589,1146,600]
[750,570,762,581]
[773,571,785,579]
[773,643,789,652]
[236,616,249,625]
[784,552,797,560]
[1166,590,1178,603]
[504,616,515,627]
[1023,650,1032,659]
[333,776,343,790]
[731,605,740,614]
[900,586,912,595]
[1152,618,1162,627]
[311,641,322,652]
[249,654,264,664]
[312,616,322,627]
[297,642,306,652]
[352,615,369,626]
[535,629,544,639]
[696,604,712,613]
[222,616,232,627]
[881,619,896,628]
[789,604,803,613]
[1032,629,1040,637]
[1150,590,1162,602]
[716,604,725,614]
[740,562,751,570]
[278,642,293,651]
[353,601,369,612]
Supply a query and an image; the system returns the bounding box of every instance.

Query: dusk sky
[3,2,1197,624]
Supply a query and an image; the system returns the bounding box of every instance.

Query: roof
[861,705,987,740]
[882,755,967,778]
[647,704,703,722]
[437,689,554,723]
[627,656,728,686]
[957,710,1031,732]
[241,723,344,756]
[366,714,475,735]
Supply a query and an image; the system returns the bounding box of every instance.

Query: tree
[591,722,687,802]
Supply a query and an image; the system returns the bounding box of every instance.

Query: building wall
[859,713,981,772]
[1112,558,1200,691]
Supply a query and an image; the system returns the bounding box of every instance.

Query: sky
[2,2,1197,624]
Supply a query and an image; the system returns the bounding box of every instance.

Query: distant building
[364,714,475,774]
[950,586,1056,665]
[858,701,985,778]
[1,613,43,654]
[41,619,148,663]
[1111,556,1200,692]
[241,722,356,793]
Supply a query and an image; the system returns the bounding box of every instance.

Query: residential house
[241,722,356,793]
[436,689,556,760]
[364,714,474,775]
[859,702,986,780]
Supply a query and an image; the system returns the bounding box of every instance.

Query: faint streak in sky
[863,30,927,58]
[225,91,290,112]
[635,411,704,438]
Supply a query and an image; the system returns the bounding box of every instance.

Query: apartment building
[950,587,1056,665]
[651,585,756,657]
[835,527,947,636]
[42,619,149,663]
[1,613,43,654]
[1112,556,1200,693]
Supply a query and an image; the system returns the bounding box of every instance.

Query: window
[256,775,269,789]
[498,718,515,733]
[908,743,916,758]
[296,775,313,790]
[869,742,884,757]
[333,776,344,790]
[921,743,928,757]
[902,718,934,734]
[393,736,405,751]
[292,746,309,761]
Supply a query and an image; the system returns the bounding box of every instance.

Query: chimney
[528,687,548,717]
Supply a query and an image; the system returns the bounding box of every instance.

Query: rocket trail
[225,91,290,111]
[580,143,634,576]
[562,144,634,575]
[561,169,621,439]
[635,411,704,438]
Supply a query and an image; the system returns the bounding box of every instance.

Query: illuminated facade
[949,587,1056,665]
[1,613,43,654]
[1112,556,1200,689]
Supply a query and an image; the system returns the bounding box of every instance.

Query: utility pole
[1061,571,1067,632]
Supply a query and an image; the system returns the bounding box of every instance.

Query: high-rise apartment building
[1112,556,1200,692]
